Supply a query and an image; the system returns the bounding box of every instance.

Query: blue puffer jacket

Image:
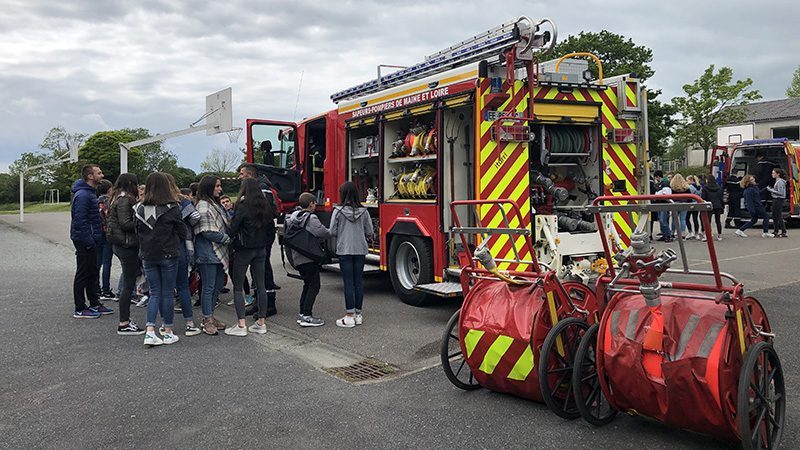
[70,179,102,247]
[743,185,763,213]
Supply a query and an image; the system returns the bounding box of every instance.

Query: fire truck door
[248,120,302,204]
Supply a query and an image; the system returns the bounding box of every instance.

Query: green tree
[787,65,800,98]
[200,148,243,173]
[8,151,53,183]
[172,166,198,188]
[672,65,761,166]
[550,30,674,157]
[79,130,146,182]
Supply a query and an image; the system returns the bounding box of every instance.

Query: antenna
[293,70,304,121]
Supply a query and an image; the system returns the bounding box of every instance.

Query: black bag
[280,212,329,264]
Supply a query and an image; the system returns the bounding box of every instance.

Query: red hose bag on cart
[599,293,749,441]
[458,279,550,401]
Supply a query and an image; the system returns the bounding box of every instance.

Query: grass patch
[0,202,71,214]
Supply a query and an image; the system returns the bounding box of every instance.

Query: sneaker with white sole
[296,313,305,324]
[336,315,355,328]
[735,230,748,238]
[144,333,163,346]
[224,324,248,336]
[118,321,145,336]
[355,314,363,325]
[299,316,325,327]
[248,322,267,334]
[135,296,149,307]
[716,234,723,241]
[762,232,774,238]
[184,323,202,336]
[162,333,179,345]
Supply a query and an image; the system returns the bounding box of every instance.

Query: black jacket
[134,203,188,260]
[702,184,724,211]
[229,201,271,249]
[107,193,137,248]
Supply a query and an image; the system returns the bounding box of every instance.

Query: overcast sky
[1,0,798,174]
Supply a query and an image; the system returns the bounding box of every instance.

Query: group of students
[651,165,788,242]
[69,162,373,347]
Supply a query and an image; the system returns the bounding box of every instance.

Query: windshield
[250,123,296,169]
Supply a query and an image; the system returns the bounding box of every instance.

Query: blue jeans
[658,211,672,237]
[672,211,687,234]
[143,258,178,328]
[198,263,224,317]
[740,206,770,233]
[96,236,113,293]
[175,245,194,321]
[339,255,365,313]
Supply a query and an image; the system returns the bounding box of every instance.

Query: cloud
[0,0,798,173]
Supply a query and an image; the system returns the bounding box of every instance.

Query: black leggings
[709,210,722,235]
[687,211,703,234]
[113,245,139,323]
[772,198,787,234]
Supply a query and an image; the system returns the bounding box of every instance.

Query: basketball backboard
[206,87,232,135]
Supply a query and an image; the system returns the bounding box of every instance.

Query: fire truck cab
[713,138,800,222]
[246,17,649,305]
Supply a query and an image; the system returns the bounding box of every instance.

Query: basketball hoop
[226,127,243,144]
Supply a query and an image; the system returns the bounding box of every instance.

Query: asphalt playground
[1,211,798,449]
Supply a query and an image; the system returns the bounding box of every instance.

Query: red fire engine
[245,17,649,305]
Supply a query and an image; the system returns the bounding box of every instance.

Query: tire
[737,341,785,450]
[441,309,481,390]
[572,323,617,426]
[389,235,434,306]
[538,318,590,419]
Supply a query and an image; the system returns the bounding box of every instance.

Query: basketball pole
[118,122,221,174]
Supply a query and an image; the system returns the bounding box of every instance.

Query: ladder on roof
[330,17,557,103]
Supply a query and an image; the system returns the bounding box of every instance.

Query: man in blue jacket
[71,164,114,318]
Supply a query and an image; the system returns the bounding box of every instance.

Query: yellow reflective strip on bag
[546,291,565,356]
[507,344,534,381]
[463,329,485,358]
[479,335,514,375]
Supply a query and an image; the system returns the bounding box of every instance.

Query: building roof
[724,98,800,124]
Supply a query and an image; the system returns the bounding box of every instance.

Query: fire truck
[712,138,800,223]
[245,17,649,306]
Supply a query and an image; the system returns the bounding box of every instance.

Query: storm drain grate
[324,358,399,383]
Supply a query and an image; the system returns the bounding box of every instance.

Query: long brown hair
[197,175,221,205]
[142,172,179,205]
[740,174,756,189]
[111,173,138,205]
[236,178,271,226]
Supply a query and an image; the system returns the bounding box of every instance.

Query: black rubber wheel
[538,318,590,419]
[389,235,434,306]
[737,341,785,450]
[572,323,617,426]
[441,309,481,390]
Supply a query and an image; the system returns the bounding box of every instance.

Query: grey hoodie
[329,205,373,256]
[285,209,330,266]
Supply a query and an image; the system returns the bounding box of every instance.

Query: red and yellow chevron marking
[476,78,532,271]
[534,84,640,247]
[463,329,535,381]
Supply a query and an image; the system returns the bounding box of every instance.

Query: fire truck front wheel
[389,235,433,306]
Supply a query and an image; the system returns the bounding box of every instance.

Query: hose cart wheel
[737,341,785,450]
[538,317,590,419]
[571,323,617,426]
[441,309,481,390]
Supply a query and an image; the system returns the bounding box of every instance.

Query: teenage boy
[71,164,114,318]
[284,192,330,327]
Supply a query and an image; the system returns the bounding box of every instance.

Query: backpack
[280,212,329,265]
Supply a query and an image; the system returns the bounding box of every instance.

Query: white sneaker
[162,333,180,345]
[336,315,356,328]
[700,234,707,241]
[762,232,773,238]
[354,314,363,325]
[687,232,696,240]
[224,324,248,337]
[135,295,149,307]
[248,322,267,334]
[144,333,163,346]
[735,230,748,238]
[716,234,722,241]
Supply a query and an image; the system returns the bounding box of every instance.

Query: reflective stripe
[675,314,701,360]
[463,329,485,358]
[479,335,514,375]
[697,323,723,358]
[610,311,621,336]
[625,309,640,339]
[546,291,565,356]
[507,344,535,381]
[735,310,746,355]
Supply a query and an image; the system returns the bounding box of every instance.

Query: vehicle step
[414,281,463,298]
[322,263,382,274]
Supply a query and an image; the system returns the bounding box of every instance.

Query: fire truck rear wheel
[389,235,433,307]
